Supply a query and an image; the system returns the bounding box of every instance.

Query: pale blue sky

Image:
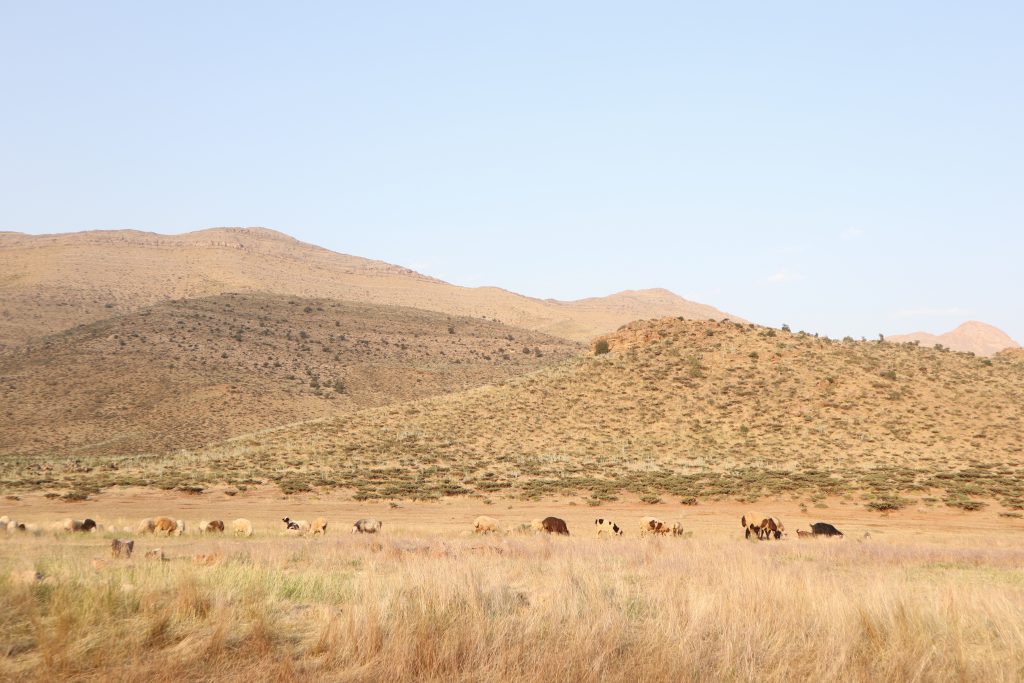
[2,3,1021,342]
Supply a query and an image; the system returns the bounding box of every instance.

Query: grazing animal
[540,516,569,535]
[145,548,164,561]
[7,520,27,533]
[796,529,814,539]
[640,517,670,536]
[137,518,156,534]
[312,517,328,535]
[670,522,685,537]
[198,520,225,534]
[0,515,8,526]
[282,517,311,534]
[232,518,253,537]
[741,512,767,539]
[352,518,382,534]
[110,539,135,558]
[153,517,181,536]
[810,522,844,537]
[62,518,97,533]
[760,517,785,540]
[473,516,501,534]
[594,518,623,537]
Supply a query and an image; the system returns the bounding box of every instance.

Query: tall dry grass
[2,531,1023,682]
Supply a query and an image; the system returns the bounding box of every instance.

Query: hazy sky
[2,3,1021,342]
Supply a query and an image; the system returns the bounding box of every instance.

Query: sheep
[760,517,785,540]
[153,517,181,536]
[198,520,225,534]
[145,548,164,561]
[311,517,328,535]
[231,518,253,537]
[670,522,685,537]
[0,515,9,526]
[352,518,382,534]
[741,512,767,540]
[796,529,814,539]
[530,518,545,532]
[137,518,156,534]
[62,518,97,533]
[7,520,27,533]
[282,517,311,534]
[538,517,569,535]
[594,518,623,537]
[640,517,670,536]
[473,516,501,534]
[110,539,135,559]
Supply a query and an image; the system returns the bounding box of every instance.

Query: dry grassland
[2,494,1023,682]
[10,318,1018,511]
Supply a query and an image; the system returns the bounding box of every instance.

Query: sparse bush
[865,496,910,512]
[594,339,610,355]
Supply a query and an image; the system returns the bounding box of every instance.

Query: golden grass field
[2,491,1024,682]
[2,231,1022,681]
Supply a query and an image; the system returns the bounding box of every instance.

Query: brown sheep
[153,517,181,536]
[760,517,785,540]
[640,517,670,536]
[110,539,135,558]
[741,512,767,540]
[796,529,814,539]
[199,520,225,534]
[539,517,569,535]
[312,517,328,535]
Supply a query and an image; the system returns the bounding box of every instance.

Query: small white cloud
[890,307,971,319]
[764,269,804,285]
[840,228,864,241]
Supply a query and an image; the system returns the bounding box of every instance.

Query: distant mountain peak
[889,320,1019,356]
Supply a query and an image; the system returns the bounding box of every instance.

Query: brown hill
[0,228,734,347]
[13,318,1023,506]
[889,321,1020,356]
[0,293,581,457]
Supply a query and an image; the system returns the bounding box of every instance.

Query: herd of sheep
[2,511,845,549]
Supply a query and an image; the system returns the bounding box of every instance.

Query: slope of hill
[0,293,581,457]
[0,228,734,347]
[10,318,1022,506]
[889,321,1020,356]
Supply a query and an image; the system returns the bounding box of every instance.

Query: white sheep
[282,517,311,534]
[311,517,328,535]
[473,516,501,534]
[232,518,253,537]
